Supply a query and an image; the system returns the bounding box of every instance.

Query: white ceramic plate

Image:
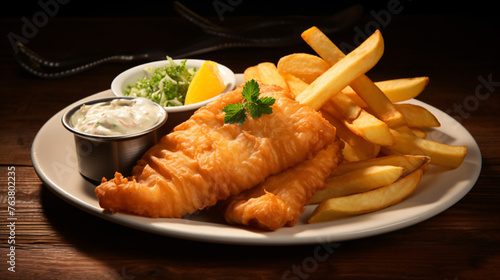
[31,74,481,246]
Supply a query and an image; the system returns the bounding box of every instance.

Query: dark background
[3,0,499,61]
[2,0,499,18]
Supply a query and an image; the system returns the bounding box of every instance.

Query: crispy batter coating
[222,141,343,231]
[95,83,336,218]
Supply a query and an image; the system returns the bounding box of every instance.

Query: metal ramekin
[61,97,167,183]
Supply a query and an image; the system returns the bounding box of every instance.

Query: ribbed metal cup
[61,97,167,183]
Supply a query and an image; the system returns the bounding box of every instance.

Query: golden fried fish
[222,141,343,231]
[95,83,336,218]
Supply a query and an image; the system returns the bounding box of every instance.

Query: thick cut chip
[310,165,404,204]
[343,77,430,105]
[244,63,289,91]
[341,140,380,162]
[320,88,394,147]
[277,53,330,84]
[344,110,394,146]
[295,29,385,110]
[349,75,407,128]
[244,66,261,83]
[301,26,406,128]
[281,72,309,98]
[394,103,441,128]
[382,129,467,169]
[409,128,427,138]
[322,103,393,147]
[256,62,289,90]
[333,154,430,176]
[321,111,380,161]
[328,91,362,122]
[308,168,424,223]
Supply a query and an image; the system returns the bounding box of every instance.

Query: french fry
[281,72,309,98]
[295,29,385,110]
[343,77,430,104]
[301,26,406,128]
[328,91,362,122]
[322,101,394,146]
[255,62,289,90]
[350,76,407,128]
[345,110,395,146]
[243,65,261,83]
[308,167,424,223]
[409,128,427,138]
[321,111,380,161]
[394,125,416,135]
[239,25,468,227]
[394,103,441,128]
[340,89,368,107]
[317,81,395,146]
[333,154,430,176]
[310,165,404,204]
[341,141,376,162]
[382,129,467,169]
[277,53,330,84]
[300,26,345,65]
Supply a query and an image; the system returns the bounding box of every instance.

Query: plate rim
[31,75,482,246]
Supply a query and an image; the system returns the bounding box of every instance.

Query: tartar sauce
[71,98,163,136]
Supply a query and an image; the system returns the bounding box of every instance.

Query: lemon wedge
[184,61,226,105]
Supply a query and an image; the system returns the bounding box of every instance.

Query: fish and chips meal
[94,27,467,231]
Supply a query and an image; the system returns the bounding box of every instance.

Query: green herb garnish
[223,79,276,125]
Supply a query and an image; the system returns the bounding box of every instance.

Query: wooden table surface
[1,5,499,280]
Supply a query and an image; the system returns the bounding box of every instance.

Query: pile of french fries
[243,27,468,224]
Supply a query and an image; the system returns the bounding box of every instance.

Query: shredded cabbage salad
[124,57,196,107]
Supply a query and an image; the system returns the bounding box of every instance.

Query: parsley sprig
[223,79,276,125]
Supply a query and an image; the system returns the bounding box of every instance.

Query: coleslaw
[124,57,196,107]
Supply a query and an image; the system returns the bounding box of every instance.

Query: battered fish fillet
[222,141,343,231]
[95,83,336,218]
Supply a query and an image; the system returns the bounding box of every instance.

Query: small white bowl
[111,59,236,134]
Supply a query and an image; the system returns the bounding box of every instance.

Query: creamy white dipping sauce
[71,98,163,136]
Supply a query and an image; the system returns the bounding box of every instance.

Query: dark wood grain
[1,11,499,280]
